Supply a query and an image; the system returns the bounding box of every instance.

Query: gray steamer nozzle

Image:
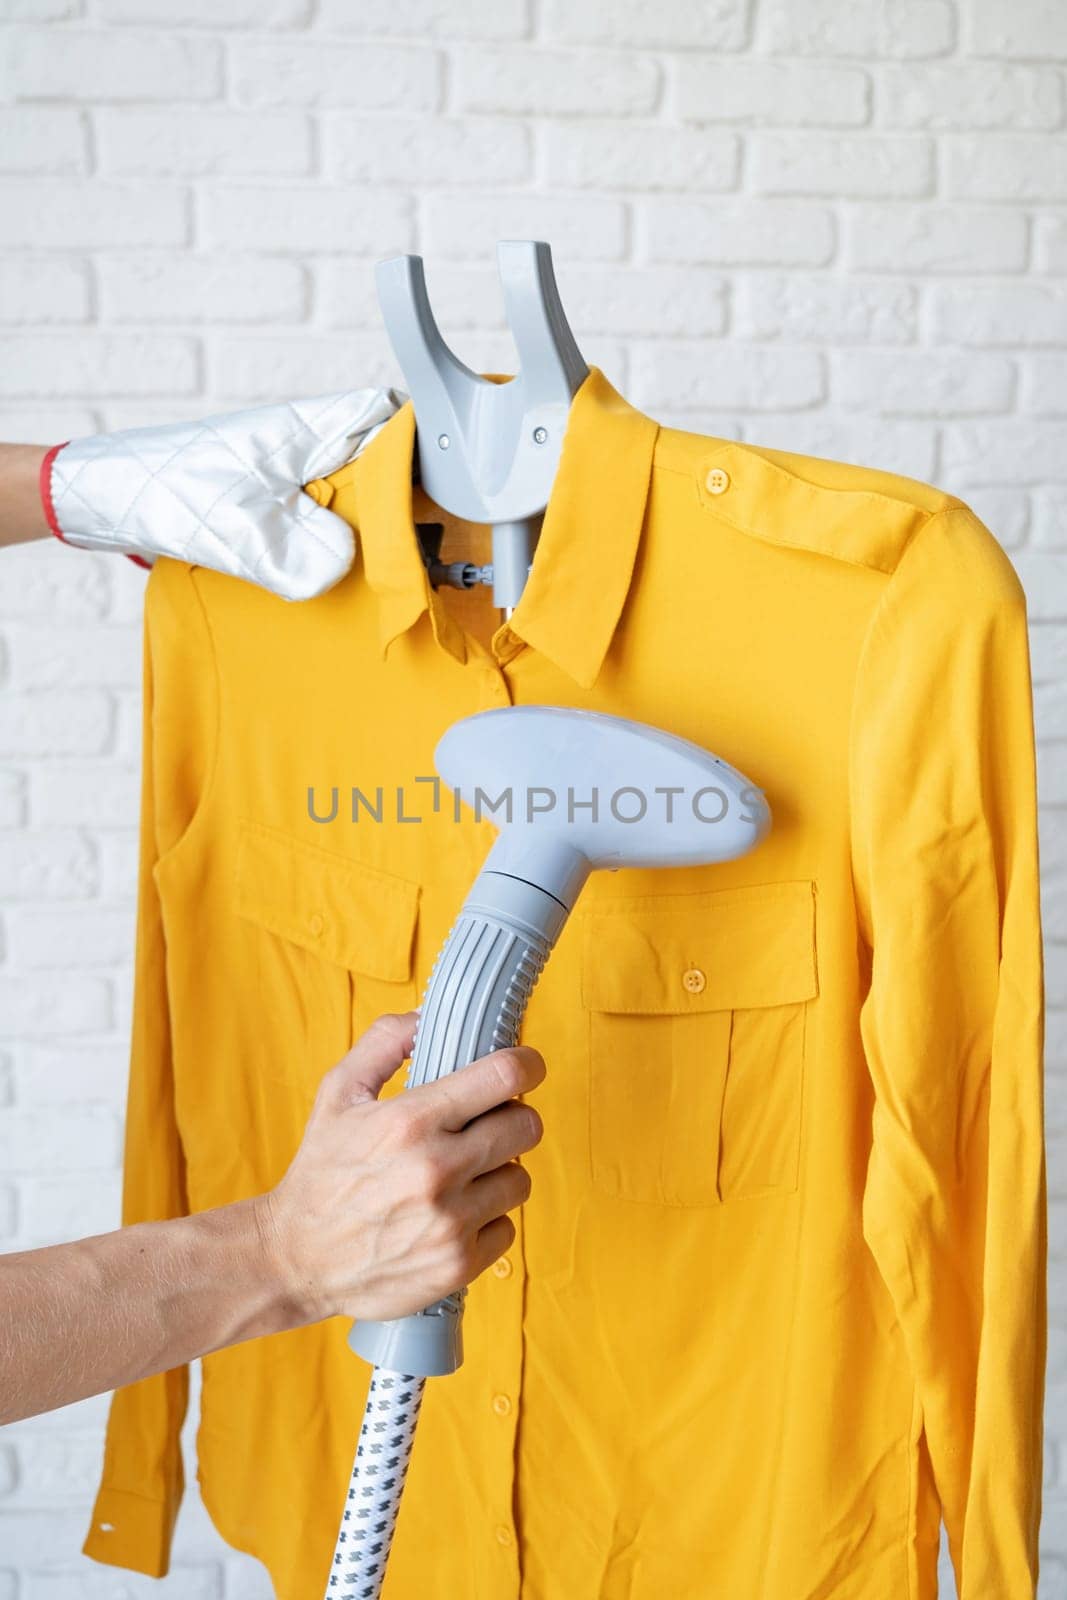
[348,706,770,1377]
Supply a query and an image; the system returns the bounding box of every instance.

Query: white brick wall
[0,2,1063,1596]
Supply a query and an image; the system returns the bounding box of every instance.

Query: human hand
[258,1012,545,1325]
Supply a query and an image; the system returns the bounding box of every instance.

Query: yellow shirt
[83,366,1046,1599]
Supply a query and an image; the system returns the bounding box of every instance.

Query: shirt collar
[350,365,660,689]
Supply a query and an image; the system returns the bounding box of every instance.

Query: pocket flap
[581,880,817,1014]
[234,819,419,982]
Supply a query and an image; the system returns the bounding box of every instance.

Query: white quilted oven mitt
[39,387,406,601]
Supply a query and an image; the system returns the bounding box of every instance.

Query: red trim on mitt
[38,442,70,544]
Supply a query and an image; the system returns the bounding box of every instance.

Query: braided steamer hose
[325,706,770,1599]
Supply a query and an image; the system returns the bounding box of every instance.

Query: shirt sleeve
[82,567,205,1577]
[850,503,1047,1595]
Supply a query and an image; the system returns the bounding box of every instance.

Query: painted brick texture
[0,3,1064,1595]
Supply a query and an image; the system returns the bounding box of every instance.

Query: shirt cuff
[82,1484,178,1578]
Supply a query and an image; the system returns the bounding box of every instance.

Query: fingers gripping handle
[347,870,570,1376]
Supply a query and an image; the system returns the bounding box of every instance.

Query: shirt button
[492,1393,512,1416]
[495,1524,513,1547]
[705,467,730,495]
[682,967,707,994]
[308,913,325,937]
[492,1256,513,1279]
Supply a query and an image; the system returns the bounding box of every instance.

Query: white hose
[326,1368,426,1598]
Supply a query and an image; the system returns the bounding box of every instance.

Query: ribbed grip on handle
[406,915,547,1086]
[348,869,566,1377]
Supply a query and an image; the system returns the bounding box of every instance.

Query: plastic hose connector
[347,869,566,1377]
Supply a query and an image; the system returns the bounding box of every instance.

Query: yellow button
[492,1256,513,1279]
[682,967,706,994]
[705,467,730,495]
[495,1524,513,1546]
[492,1393,512,1416]
[308,913,325,937]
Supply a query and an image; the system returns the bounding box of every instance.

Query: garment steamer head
[436,705,770,909]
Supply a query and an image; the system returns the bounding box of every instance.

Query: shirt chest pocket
[234,820,421,1094]
[580,880,818,1208]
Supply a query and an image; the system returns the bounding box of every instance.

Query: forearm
[0,1196,305,1424]
[0,443,52,549]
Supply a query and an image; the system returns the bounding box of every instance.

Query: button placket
[472,656,512,710]
[486,1199,525,1578]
